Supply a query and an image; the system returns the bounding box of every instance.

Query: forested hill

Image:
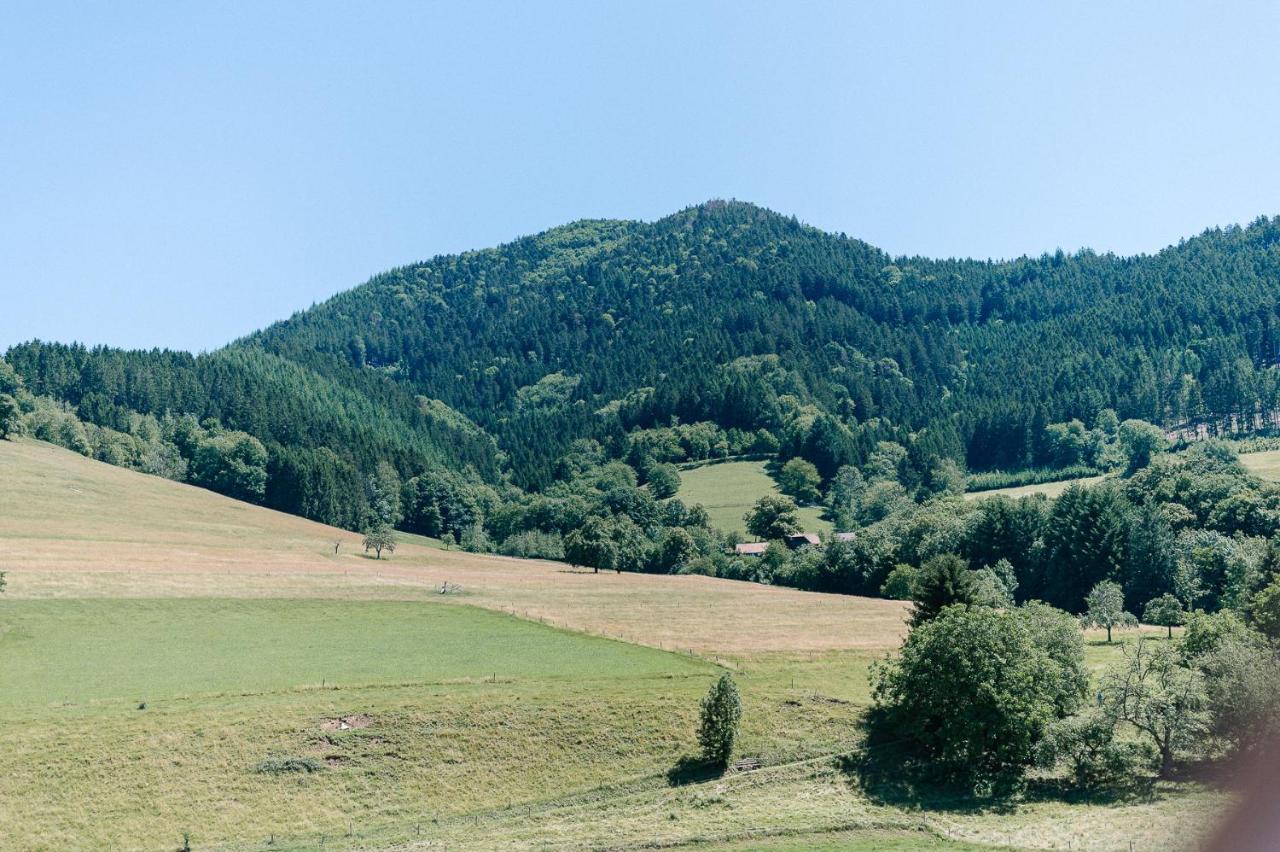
[245,200,1280,485]
[7,200,1280,523]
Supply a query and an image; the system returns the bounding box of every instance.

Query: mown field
[963,474,1109,501]
[0,598,709,706]
[676,460,831,536]
[0,438,1229,849]
[1240,448,1280,480]
[961,447,1280,503]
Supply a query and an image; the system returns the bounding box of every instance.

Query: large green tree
[190,432,269,503]
[743,495,801,541]
[872,604,1087,789]
[909,554,978,627]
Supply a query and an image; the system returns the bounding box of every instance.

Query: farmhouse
[734,533,822,557]
[784,532,821,550]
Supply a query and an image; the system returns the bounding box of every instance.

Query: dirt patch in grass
[320,713,373,731]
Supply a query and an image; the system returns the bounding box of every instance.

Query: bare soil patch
[320,713,373,732]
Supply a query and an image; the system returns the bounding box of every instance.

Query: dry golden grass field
[0,439,906,657]
[0,438,1229,850]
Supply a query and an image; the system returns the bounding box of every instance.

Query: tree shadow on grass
[666,755,724,787]
[838,709,1158,815]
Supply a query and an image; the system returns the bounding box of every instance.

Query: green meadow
[0,598,709,706]
[0,441,1227,850]
[677,460,832,536]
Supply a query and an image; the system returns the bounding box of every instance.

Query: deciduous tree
[362,525,397,559]
[1081,580,1136,643]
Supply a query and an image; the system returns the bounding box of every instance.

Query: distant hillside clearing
[676,460,830,535]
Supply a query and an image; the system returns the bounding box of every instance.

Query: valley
[0,438,1225,849]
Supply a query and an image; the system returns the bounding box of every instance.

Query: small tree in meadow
[363,525,397,559]
[1143,593,1186,639]
[1099,638,1208,775]
[1080,580,1135,643]
[698,673,742,767]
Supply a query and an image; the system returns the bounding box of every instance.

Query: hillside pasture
[0,438,907,656]
[964,474,1108,501]
[0,598,708,706]
[676,460,831,536]
[1240,448,1280,480]
[0,607,1217,851]
[0,438,1230,849]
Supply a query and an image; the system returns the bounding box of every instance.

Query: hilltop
[8,203,1280,512]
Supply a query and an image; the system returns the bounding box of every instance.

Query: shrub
[777,458,821,504]
[645,463,681,499]
[498,530,565,560]
[1195,634,1280,756]
[254,757,324,774]
[1249,576,1280,640]
[0,394,21,439]
[1035,711,1154,790]
[879,563,918,600]
[698,673,742,766]
[966,465,1103,493]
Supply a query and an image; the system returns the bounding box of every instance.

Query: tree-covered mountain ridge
[7,199,1280,522]
[245,200,1280,478]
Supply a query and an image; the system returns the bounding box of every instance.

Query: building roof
[784,532,822,548]
[832,531,856,542]
[733,541,770,556]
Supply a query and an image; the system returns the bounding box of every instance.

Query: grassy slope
[0,598,707,706]
[677,460,831,535]
[1240,448,1280,480]
[963,475,1109,501]
[0,439,1227,849]
[0,438,906,656]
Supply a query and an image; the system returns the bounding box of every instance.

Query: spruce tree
[698,673,742,766]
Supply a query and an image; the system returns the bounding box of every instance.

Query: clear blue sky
[3,1,1279,352]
